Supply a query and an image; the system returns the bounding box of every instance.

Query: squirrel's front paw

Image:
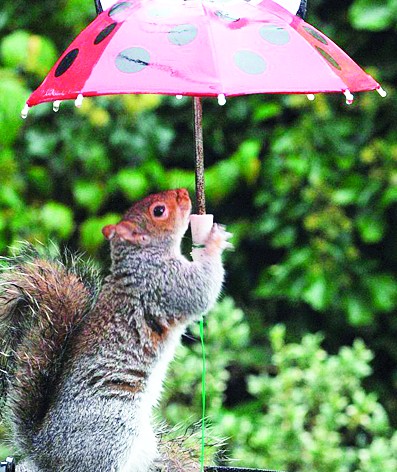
[205,223,233,256]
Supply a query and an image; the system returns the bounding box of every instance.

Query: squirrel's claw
[205,223,234,254]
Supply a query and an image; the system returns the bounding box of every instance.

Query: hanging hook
[94,0,103,15]
[21,104,30,119]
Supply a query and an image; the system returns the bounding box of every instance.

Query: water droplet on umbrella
[343,90,354,105]
[53,100,62,112]
[75,94,84,108]
[376,86,387,97]
[307,94,315,101]
[176,95,183,99]
[217,94,226,106]
[21,104,30,119]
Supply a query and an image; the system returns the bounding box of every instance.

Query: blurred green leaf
[302,276,328,311]
[40,202,74,239]
[0,186,24,209]
[366,274,397,312]
[349,0,396,31]
[357,213,385,243]
[112,168,149,200]
[73,180,105,213]
[253,102,282,122]
[0,30,57,76]
[79,213,120,253]
[27,165,53,196]
[0,71,29,146]
[345,296,374,326]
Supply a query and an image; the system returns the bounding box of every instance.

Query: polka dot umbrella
[19,3,385,471]
[23,0,384,216]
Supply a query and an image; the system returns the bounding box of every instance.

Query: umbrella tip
[53,100,62,112]
[307,94,315,101]
[75,94,84,108]
[376,86,387,98]
[21,104,30,119]
[217,94,226,106]
[343,90,354,105]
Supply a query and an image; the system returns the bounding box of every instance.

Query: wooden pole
[193,96,206,215]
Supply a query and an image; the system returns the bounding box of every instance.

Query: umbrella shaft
[193,97,206,215]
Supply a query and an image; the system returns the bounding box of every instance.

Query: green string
[199,317,206,472]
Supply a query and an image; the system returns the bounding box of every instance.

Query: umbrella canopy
[25,0,381,110]
[22,0,385,215]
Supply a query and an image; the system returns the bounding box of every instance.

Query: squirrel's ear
[114,221,151,246]
[102,224,116,240]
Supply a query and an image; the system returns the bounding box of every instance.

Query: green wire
[199,317,206,472]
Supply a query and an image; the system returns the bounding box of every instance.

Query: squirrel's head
[102,188,192,250]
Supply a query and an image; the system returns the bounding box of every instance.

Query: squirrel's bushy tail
[0,244,101,452]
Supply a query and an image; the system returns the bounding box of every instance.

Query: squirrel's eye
[153,205,166,218]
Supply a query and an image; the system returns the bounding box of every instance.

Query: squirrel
[0,188,231,472]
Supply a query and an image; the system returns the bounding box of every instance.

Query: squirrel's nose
[176,188,191,210]
[176,188,190,201]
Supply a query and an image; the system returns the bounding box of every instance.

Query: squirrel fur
[0,188,230,472]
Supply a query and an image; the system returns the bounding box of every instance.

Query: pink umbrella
[22,0,385,212]
[26,0,381,103]
[22,0,384,214]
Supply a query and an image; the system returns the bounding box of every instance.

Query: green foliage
[40,201,74,239]
[0,30,57,76]
[79,213,120,252]
[0,0,397,465]
[349,0,397,31]
[163,301,397,471]
[0,72,30,146]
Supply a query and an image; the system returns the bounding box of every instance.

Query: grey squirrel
[0,188,231,472]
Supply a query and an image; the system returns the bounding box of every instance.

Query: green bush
[163,300,397,471]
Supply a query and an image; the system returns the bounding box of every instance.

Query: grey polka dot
[303,26,328,45]
[315,47,341,70]
[260,25,290,45]
[115,47,150,73]
[109,2,131,17]
[168,24,198,46]
[215,10,240,22]
[55,48,79,77]
[235,50,266,75]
